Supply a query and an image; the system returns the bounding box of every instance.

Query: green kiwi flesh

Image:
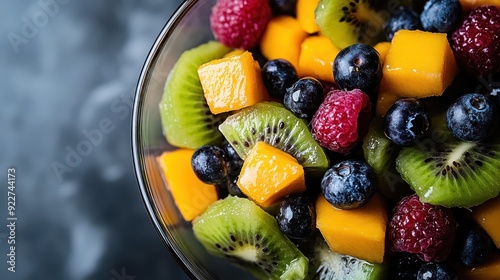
[218,102,329,174]
[396,116,500,208]
[192,196,308,280]
[315,0,385,49]
[159,41,231,149]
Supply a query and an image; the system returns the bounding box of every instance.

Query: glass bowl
[132,0,254,279]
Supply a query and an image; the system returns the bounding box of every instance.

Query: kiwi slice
[315,0,385,49]
[159,41,231,149]
[192,196,309,280]
[396,115,500,208]
[218,102,329,174]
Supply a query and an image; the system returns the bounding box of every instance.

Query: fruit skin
[333,43,382,96]
[420,0,462,33]
[446,93,499,142]
[261,59,298,100]
[456,227,494,267]
[451,5,500,76]
[283,77,324,120]
[384,98,430,146]
[210,0,272,49]
[387,194,456,262]
[416,263,458,280]
[321,159,377,209]
[191,145,231,185]
[277,194,316,239]
[223,142,243,177]
[311,89,372,153]
[384,7,422,41]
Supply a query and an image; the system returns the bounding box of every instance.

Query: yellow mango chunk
[298,35,340,82]
[459,0,500,12]
[297,0,320,34]
[461,252,500,280]
[316,194,388,263]
[471,195,500,249]
[373,41,391,64]
[198,51,269,114]
[237,142,306,207]
[375,80,402,117]
[260,16,309,71]
[224,48,245,58]
[157,149,218,222]
[382,30,458,98]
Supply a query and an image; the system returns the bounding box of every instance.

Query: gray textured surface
[0,0,191,279]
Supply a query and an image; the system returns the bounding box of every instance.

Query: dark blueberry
[417,262,458,280]
[456,227,494,267]
[269,0,297,16]
[320,159,377,209]
[191,145,231,184]
[420,0,461,33]
[387,253,425,280]
[277,194,315,239]
[446,93,499,142]
[384,7,422,41]
[215,182,229,199]
[384,98,430,146]
[333,43,382,96]
[261,59,298,99]
[224,142,243,177]
[227,177,246,198]
[283,77,324,120]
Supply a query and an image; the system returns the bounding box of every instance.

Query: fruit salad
[155,0,500,279]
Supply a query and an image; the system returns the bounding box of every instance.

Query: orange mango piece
[297,0,320,34]
[373,41,391,64]
[260,16,309,71]
[157,149,218,222]
[375,80,402,116]
[316,194,388,264]
[198,51,269,114]
[459,0,500,12]
[471,195,500,249]
[298,35,340,82]
[460,252,500,280]
[237,142,306,207]
[382,30,458,98]
[224,48,245,58]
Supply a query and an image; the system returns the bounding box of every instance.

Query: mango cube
[382,30,458,98]
[198,51,268,114]
[373,41,391,64]
[297,0,320,34]
[471,195,500,249]
[237,142,306,207]
[316,194,387,264]
[298,35,340,83]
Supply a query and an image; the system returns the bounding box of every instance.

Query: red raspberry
[311,89,371,153]
[210,0,272,50]
[451,6,500,76]
[387,194,456,262]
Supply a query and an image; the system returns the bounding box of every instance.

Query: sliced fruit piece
[382,30,458,98]
[316,194,388,264]
[157,149,218,221]
[297,0,320,33]
[375,80,402,117]
[298,35,340,83]
[219,102,329,174]
[193,196,309,279]
[260,16,309,71]
[237,141,306,207]
[459,0,500,12]
[460,252,500,280]
[198,51,269,114]
[159,41,231,149]
[471,195,500,249]
[373,41,391,63]
[315,0,385,49]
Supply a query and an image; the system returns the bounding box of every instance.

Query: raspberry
[210,0,272,49]
[311,89,371,153]
[387,194,456,262]
[451,6,500,76]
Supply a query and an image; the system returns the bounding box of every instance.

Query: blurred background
[0,0,192,279]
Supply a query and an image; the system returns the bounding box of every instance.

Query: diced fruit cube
[198,51,269,114]
[373,41,391,63]
[298,35,340,83]
[296,0,320,34]
[471,195,500,249]
[237,141,306,207]
[260,16,308,71]
[315,193,387,264]
[382,30,458,98]
[157,149,218,221]
[375,81,402,117]
[459,0,500,12]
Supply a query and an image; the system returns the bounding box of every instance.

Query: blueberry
[261,59,298,99]
[333,43,382,96]
[284,77,324,120]
[227,177,246,198]
[223,142,243,177]
[456,227,494,267]
[321,159,377,209]
[446,93,499,142]
[388,253,425,280]
[277,194,315,239]
[191,145,231,184]
[269,0,296,16]
[384,7,422,41]
[384,98,430,146]
[420,0,462,33]
[417,263,457,280]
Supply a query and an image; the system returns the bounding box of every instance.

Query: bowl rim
[131,0,202,279]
